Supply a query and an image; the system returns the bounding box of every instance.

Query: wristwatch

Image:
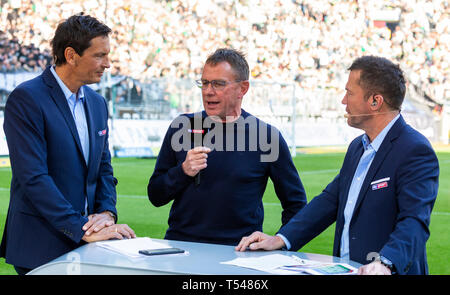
[379,255,396,274]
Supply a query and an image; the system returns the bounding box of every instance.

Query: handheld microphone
[189,116,208,186]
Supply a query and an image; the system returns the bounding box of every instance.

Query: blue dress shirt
[50,66,89,216]
[278,114,400,253]
[50,66,89,164]
[340,114,400,259]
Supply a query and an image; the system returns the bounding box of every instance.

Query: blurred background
[0,0,448,157]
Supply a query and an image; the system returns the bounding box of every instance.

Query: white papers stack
[95,237,171,258]
[221,254,358,275]
[221,254,299,274]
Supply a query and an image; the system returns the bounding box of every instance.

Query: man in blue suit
[236,56,439,275]
[0,14,135,275]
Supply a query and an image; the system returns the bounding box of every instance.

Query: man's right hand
[82,224,136,243]
[182,146,211,177]
[235,231,286,252]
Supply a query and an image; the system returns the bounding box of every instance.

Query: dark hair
[205,48,249,81]
[348,55,406,110]
[50,13,111,66]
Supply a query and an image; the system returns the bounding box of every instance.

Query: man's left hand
[82,211,115,236]
[358,261,392,275]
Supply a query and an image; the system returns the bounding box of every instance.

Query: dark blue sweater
[147,110,306,245]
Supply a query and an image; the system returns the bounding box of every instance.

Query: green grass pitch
[0,150,448,275]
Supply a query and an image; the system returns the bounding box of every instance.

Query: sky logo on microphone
[170,112,280,162]
[188,129,205,134]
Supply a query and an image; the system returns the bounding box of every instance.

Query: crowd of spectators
[0,0,448,105]
[0,34,52,72]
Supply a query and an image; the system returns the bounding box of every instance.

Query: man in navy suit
[0,14,135,275]
[236,56,439,275]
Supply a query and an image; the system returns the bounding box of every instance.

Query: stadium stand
[0,0,448,154]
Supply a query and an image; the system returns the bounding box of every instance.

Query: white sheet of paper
[95,237,171,258]
[222,253,358,275]
[221,254,299,273]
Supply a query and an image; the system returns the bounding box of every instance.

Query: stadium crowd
[0,0,448,104]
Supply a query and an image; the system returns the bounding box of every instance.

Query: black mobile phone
[138,248,185,256]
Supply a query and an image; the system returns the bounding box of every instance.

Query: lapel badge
[370,177,390,191]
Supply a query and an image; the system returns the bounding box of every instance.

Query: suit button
[81,211,85,216]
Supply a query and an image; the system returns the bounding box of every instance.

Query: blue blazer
[278,116,439,274]
[0,66,117,269]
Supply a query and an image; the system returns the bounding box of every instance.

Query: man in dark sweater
[147,48,306,245]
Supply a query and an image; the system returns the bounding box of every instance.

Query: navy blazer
[0,66,117,269]
[278,116,439,274]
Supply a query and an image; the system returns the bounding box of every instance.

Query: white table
[28,238,361,275]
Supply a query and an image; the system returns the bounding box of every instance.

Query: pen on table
[290,255,306,265]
